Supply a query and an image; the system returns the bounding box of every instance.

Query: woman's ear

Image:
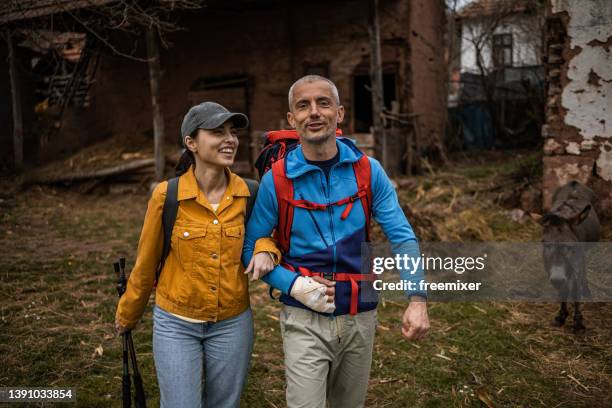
[184,134,197,153]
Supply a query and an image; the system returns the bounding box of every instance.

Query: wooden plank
[7,30,23,167]
[368,0,386,165]
[146,26,166,182]
[0,0,116,24]
[25,158,156,185]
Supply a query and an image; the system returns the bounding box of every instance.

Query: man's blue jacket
[242,137,425,315]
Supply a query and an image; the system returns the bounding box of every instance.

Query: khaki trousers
[279,305,377,408]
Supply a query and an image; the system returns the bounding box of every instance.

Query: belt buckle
[323,272,334,281]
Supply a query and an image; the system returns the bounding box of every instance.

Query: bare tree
[453,0,545,143]
[1,0,204,173]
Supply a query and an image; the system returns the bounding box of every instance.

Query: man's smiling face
[287,80,344,145]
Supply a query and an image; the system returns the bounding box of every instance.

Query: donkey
[540,181,600,333]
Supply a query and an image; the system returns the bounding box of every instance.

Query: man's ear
[337,105,345,124]
[287,111,296,129]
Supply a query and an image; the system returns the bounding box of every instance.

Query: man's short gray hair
[288,75,340,109]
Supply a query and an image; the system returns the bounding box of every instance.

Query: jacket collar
[177,165,250,201]
[285,137,363,179]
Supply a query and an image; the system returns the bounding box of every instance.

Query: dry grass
[0,149,610,407]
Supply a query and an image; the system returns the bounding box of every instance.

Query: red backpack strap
[352,155,373,241]
[267,128,343,143]
[266,130,300,143]
[271,158,294,253]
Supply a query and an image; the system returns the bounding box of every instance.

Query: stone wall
[543,0,612,217]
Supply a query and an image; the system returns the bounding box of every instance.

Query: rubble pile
[23,136,181,193]
[379,151,543,242]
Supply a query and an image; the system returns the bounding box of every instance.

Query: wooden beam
[146,26,166,182]
[368,0,386,166]
[24,158,156,186]
[7,30,23,167]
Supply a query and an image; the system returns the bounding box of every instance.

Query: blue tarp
[449,104,494,149]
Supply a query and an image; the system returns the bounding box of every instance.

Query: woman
[115,102,280,408]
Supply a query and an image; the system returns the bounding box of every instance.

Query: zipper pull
[341,201,353,220]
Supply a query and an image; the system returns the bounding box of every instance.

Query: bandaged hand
[290,276,336,313]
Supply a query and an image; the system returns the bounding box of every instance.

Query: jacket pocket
[167,223,208,303]
[171,224,207,264]
[223,224,244,265]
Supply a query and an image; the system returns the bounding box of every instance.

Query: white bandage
[290,276,336,313]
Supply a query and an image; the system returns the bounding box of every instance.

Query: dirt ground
[0,150,610,407]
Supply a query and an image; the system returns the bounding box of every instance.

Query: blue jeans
[153,306,254,408]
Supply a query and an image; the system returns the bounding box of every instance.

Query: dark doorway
[189,75,253,174]
[353,73,396,133]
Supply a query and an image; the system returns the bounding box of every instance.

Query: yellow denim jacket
[115,166,280,327]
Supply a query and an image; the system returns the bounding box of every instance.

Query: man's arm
[242,172,299,295]
[369,158,427,299]
[369,157,429,340]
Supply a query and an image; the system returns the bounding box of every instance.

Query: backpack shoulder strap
[156,177,179,282]
[352,155,373,241]
[271,158,294,254]
[243,178,259,222]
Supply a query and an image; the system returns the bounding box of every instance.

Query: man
[243,75,429,407]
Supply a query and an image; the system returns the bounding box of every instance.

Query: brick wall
[2,0,448,171]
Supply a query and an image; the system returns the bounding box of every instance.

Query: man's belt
[283,263,373,315]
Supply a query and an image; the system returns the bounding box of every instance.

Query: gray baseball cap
[180,101,249,141]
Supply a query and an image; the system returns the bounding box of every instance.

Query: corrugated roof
[457,0,533,19]
[0,0,116,24]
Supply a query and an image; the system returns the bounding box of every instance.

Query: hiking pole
[127,332,147,408]
[122,334,132,408]
[118,258,147,408]
[115,261,132,408]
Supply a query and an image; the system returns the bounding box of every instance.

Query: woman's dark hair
[175,129,199,176]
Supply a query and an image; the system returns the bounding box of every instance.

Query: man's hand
[401,297,429,341]
[290,276,336,313]
[244,252,276,281]
[310,276,336,301]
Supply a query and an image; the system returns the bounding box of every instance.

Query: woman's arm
[242,172,299,294]
[115,182,166,330]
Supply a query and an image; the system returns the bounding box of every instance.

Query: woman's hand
[115,320,131,336]
[244,252,276,281]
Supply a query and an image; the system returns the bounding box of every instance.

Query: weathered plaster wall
[555,0,612,141]
[543,0,612,216]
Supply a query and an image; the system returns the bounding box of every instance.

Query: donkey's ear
[571,204,591,226]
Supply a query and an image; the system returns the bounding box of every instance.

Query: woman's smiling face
[185,121,239,168]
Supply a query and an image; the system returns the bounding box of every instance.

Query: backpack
[254,128,372,252]
[255,129,374,315]
[254,129,343,179]
[270,154,372,254]
[155,177,259,283]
